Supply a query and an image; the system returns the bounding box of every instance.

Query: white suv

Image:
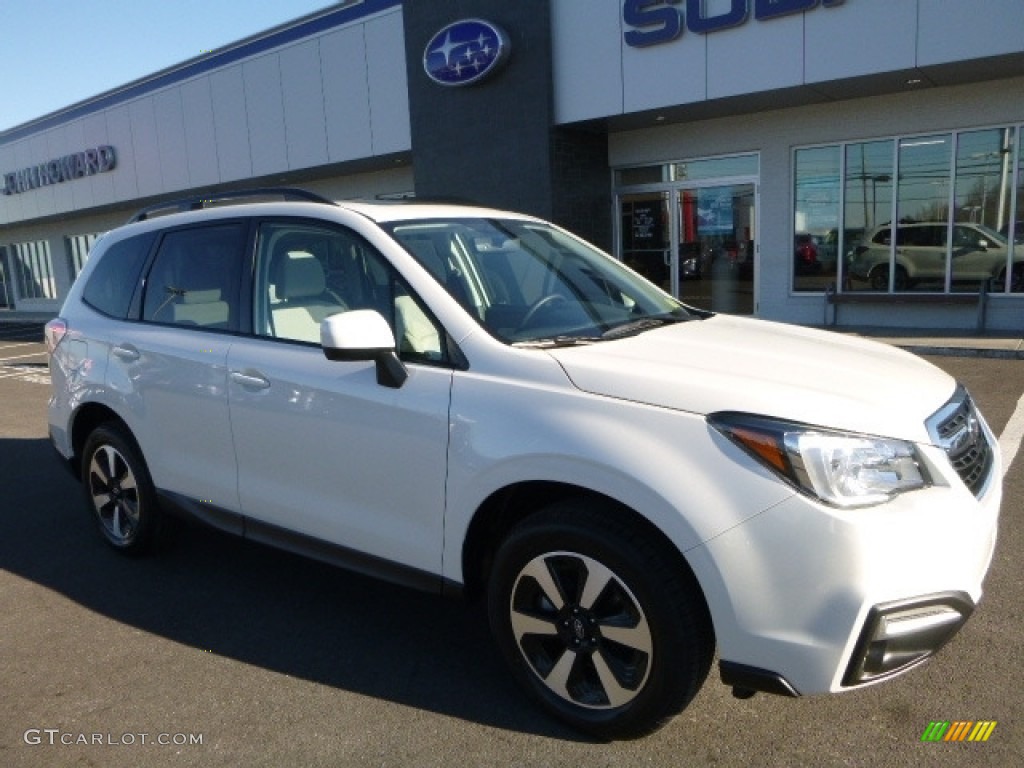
[46,190,1001,738]
[848,221,1021,291]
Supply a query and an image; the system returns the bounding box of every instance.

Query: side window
[953,226,981,249]
[254,222,447,364]
[81,233,154,318]
[142,224,245,330]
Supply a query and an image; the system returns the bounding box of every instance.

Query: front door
[226,219,453,576]
[678,183,756,314]
[617,176,757,314]
[619,192,672,295]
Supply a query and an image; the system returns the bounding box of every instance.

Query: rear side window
[142,224,245,330]
[81,233,154,318]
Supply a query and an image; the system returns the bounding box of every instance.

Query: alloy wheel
[508,551,653,709]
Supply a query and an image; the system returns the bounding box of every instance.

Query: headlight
[710,413,929,508]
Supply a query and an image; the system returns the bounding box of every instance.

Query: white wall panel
[622,29,707,114]
[210,67,253,182]
[365,12,410,155]
[52,122,81,213]
[805,0,917,84]
[103,106,140,201]
[81,111,116,208]
[707,10,803,99]
[918,0,1024,65]
[129,99,163,198]
[27,134,55,218]
[321,25,373,162]
[180,78,220,188]
[0,143,18,225]
[552,0,624,124]
[244,55,288,177]
[281,40,329,170]
[154,88,190,193]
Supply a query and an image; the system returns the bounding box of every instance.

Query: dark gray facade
[402,0,610,250]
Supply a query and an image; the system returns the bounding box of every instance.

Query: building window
[67,233,101,278]
[0,247,12,308]
[794,126,1022,294]
[10,240,57,301]
[793,146,840,292]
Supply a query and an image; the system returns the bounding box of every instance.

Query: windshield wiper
[601,315,690,340]
[512,335,603,349]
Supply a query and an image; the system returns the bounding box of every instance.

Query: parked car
[47,190,1001,738]
[847,221,1021,291]
[794,233,822,275]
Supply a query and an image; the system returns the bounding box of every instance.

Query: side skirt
[157,491,462,598]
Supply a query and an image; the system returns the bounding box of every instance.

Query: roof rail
[128,187,335,223]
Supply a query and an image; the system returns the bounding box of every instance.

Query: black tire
[998,264,1024,293]
[487,501,713,739]
[869,264,909,291]
[80,423,161,554]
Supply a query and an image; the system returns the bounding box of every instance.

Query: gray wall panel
[129,99,163,198]
[181,79,220,188]
[155,89,190,192]
[552,0,624,124]
[281,40,330,169]
[103,106,140,201]
[918,0,1024,65]
[707,9,803,99]
[210,67,253,182]
[321,25,374,163]
[81,111,116,209]
[804,0,917,84]
[244,55,289,177]
[366,12,410,155]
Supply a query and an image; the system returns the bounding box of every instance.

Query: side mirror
[977,239,989,251]
[321,310,408,389]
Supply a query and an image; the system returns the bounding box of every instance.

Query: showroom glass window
[793,125,1022,295]
[793,146,840,292]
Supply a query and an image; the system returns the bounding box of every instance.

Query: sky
[1,0,338,133]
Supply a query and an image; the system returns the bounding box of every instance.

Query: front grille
[928,387,994,497]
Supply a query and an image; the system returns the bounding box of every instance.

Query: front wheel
[487,502,713,739]
[81,423,161,554]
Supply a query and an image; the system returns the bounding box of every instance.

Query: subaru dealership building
[2,0,1023,330]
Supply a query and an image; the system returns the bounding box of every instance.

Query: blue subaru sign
[423,19,510,87]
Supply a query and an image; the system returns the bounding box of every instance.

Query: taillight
[44,317,67,354]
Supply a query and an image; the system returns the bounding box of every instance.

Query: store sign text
[624,0,845,48]
[3,145,116,196]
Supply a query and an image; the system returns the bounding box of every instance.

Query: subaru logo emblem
[423,19,510,87]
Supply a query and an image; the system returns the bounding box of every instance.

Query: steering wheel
[516,294,568,332]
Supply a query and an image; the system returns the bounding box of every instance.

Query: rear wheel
[869,264,909,291]
[81,424,161,554]
[487,501,713,739]
[997,264,1024,293]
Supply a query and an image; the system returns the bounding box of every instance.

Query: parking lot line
[0,351,48,363]
[999,392,1024,478]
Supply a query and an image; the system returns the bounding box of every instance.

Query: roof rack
[128,187,335,223]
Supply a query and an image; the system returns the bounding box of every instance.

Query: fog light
[843,593,975,687]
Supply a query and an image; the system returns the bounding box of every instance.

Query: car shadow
[0,436,589,742]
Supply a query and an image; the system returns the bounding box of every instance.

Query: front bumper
[688,447,1000,697]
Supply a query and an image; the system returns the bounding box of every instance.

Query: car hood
[547,315,955,443]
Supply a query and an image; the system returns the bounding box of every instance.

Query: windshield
[384,218,696,344]
[974,224,1008,246]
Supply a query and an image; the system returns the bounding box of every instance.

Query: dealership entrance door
[616,155,758,314]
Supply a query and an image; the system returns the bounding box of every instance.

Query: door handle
[229,369,271,390]
[111,344,140,363]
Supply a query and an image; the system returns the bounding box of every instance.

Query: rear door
[106,222,247,511]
